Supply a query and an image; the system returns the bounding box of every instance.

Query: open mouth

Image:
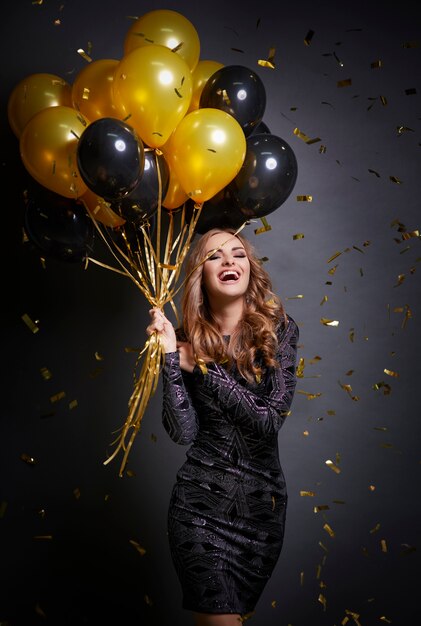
[218,270,240,282]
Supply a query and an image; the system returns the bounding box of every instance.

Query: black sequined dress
[162,315,299,615]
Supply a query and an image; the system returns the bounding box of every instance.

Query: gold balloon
[113,44,192,148]
[124,9,200,71]
[188,60,224,113]
[81,189,125,227]
[72,59,119,122]
[162,168,189,211]
[20,106,89,198]
[8,73,72,138]
[168,108,246,203]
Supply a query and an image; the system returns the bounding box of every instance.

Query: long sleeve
[162,351,199,445]
[192,316,299,436]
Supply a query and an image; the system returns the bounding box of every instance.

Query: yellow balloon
[188,60,224,113]
[72,59,119,122]
[20,106,89,198]
[8,73,72,138]
[113,44,193,148]
[162,165,189,210]
[124,9,200,71]
[81,189,125,227]
[168,108,246,203]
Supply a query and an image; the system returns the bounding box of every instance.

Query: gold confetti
[40,366,52,381]
[73,488,81,500]
[144,595,153,606]
[323,523,335,538]
[373,381,391,395]
[346,369,354,376]
[384,368,399,377]
[297,390,322,399]
[293,233,305,240]
[327,251,341,263]
[337,78,352,87]
[300,571,304,586]
[254,216,272,234]
[314,505,329,513]
[69,399,78,410]
[293,128,321,144]
[258,47,276,69]
[0,501,8,518]
[339,381,359,401]
[271,600,277,608]
[286,294,304,300]
[34,535,53,540]
[319,145,327,153]
[150,433,157,443]
[380,95,388,106]
[303,430,309,436]
[318,593,327,611]
[328,265,338,276]
[320,295,328,306]
[319,541,328,552]
[380,617,392,624]
[296,358,305,378]
[370,523,381,534]
[371,60,382,69]
[389,175,402,184]
[304,29,315,46]
[95,351,104,361]
[21,313,39,334]
[369,485,376,491]
[321,318,339,327]
[21,453,36,466]
[316,564,321,579]
[50,391,66,404]
[77,48,92,62]
[126,469,136,477]
[296,195,313,201]
[381,539,388,552]
[130,539,146,556]
[300,490,316,497]
[325,459,341,474]
[326,409,335,415]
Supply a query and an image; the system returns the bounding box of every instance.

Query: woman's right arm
[146,308,198,445]
[162,351,199,445]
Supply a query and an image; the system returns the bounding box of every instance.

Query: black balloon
[229,134,298,218]
[185,189,246,235]
[112,151,169,223]
[24,185,94,262]
[252,120,271,135]
[77,117,144,202]
[199,65,266,137]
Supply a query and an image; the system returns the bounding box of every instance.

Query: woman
[147,228,299,626]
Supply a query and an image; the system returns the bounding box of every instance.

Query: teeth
[220,270,239,280]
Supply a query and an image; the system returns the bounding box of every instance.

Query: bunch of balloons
[9,8,298,259]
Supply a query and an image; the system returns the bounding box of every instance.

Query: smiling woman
[146,228,299,626]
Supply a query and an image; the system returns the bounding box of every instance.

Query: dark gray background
[1,0,420,624]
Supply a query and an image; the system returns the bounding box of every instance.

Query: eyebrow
[206,246,245,255]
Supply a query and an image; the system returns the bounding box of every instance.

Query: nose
[223,258,235,266]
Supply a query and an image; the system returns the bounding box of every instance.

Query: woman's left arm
[192,316,299,435]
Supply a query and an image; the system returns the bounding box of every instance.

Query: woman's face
[201,232,251,304]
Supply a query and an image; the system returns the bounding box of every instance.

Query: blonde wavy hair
[180,228,287,382]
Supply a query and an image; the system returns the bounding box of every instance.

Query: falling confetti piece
[130,539,147,556]
[320,296,328,306]
[69,399,78,410]
[327,251,341,263]
[380,617,392,624]
[297,390,322,399]
[405,88,417,95]
[254,216,272,235]
[304,29,315,46]
[21,453,36,466]
[321,318,339,327]
[95,352,104,361]
[381,539,388,552]
[314,505,330,513]
[370,523,381,534]
[258,47,276,69]
[286,294,304,300]
[73,488,81,500]
[373,381,391,395]
[21,313,39,334]
[323,523,335,538]
[319,145,327,153]
[384,368,399,377]
[389,176,402,184]
[144,595,153,606]
[77,48,92,63]
[296,195,313,201]
[318,593,327,611]
[293,128,321,144]
[303,430,309,436]
[293,233,305,240]
[371,60,382,68]
[50,391,66,404]
[326,459,341,474]
[337,78,352,87]
[300,490,316,497]
[40,367,52,381]
[300,571,304,586]
[271,600,277,608]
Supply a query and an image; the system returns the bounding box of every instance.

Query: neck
[209,297,245,335]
